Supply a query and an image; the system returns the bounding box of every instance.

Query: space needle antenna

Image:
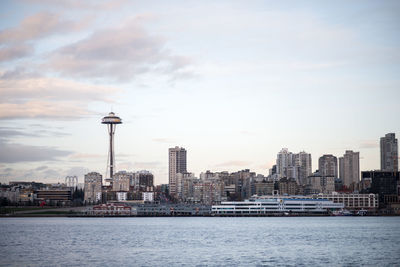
[102,112,122,186]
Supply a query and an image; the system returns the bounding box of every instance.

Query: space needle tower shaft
[102,112,122,183]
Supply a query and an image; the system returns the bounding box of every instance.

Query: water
[1,217,399,266]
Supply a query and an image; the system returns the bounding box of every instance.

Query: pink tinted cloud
[0,75,119,120]
[0,12,88,44]
[48,17,192,81]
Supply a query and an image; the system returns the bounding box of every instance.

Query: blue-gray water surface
[1,217,400,266]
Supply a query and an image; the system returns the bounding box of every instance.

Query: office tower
[84,172,103,203]
[169,146,187,197]
[380,133,398,171]
[318,154,338,178]
[339,150,360,187]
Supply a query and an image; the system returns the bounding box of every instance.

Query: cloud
[0,127,70,139]
[0,45,33,62]
[152,138,176,144]
[22,0,128,10]
[133,161,162,169]
[359,140,379,149]
[64,166,91,178]
[214,160,251,168]
[0,72,119,120]
[69,153,104,160]
[0,165,91,183]
[35,165,48,171]
[0,127,36,138]
[117,161,163,171]
[0,101,92,120]
[240,130,256,136]
[0,139,72,163]
[47,17,192,81]
[0,11,91,62]
[0,12,86,44]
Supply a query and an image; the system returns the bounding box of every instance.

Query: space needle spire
[102,112,122,184]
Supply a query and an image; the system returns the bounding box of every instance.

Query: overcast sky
[0,0,399,185]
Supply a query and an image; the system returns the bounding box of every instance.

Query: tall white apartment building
[169,146,187,197]
[276,148,311,184]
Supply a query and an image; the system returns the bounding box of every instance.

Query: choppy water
[1,217,400,266]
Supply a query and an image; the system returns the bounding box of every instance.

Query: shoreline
[2,213,397,218]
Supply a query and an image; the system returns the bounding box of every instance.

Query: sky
[0,0,399,185]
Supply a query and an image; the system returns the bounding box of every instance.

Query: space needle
[102,112,122,185]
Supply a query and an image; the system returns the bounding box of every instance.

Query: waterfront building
[202,179,224,205]
[169,147,187,197]
[319,154,338,178]
[192,179,224,205]
[88,203,131,216]
[211,197,344,215]
[380,133,398,171]
[35,190,72,202]
[305,172,335,194]
[217,169,256,200]
[182,176,199,203]
[84,172,103,203]
[133,170,154,188]
[176,172,195,201]
[339,150,360,188]
[112,171,131,192]
[278,178,299,195]
[254,180,274,196]
[131,170,154,191]
[314,192,378,211]
[361,170,400,208]
[142,192,154,202]
[116,191,127,201]
[129,203,211,216]
[0,187,22,203]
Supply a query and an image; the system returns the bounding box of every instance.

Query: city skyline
[0,1,399,184]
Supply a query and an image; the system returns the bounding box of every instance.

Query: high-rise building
[339,150,360,188]
[319,154,338,178]
[112,171,131,192]
[295,151,312,185]
[276,149,312,184]
[176,172,194,200]
[169,146,187,197]
[84,172,103,203]
[276,148,294,179]
[380,133,398,172]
